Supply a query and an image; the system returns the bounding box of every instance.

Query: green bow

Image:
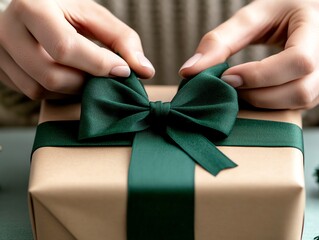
[79,62,238,176]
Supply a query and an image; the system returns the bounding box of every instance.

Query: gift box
[28,64,305,240]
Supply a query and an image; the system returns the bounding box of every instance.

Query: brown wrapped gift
[29,85,305,240]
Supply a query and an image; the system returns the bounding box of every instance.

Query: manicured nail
[109,66,131,77]
[221,75,243,88]
[136,52,155,72]
[180,53,202,70]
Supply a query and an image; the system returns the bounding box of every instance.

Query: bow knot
[149,101,171,119]
[149,101,171,130]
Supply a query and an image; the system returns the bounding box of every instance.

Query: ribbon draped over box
[32,63,304,240]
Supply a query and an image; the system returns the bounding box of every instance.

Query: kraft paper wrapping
[28,86,305,240]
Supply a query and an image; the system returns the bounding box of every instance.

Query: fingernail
[180,53,202,70]
[221,75,243,88]
[136,52,155,71]
[109,66,131,77]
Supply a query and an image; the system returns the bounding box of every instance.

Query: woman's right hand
[0,0,155,99]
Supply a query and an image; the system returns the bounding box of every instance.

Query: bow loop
[170,64,238,138]
[79,73,151,139]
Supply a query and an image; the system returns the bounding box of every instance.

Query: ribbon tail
[167,127,237,176]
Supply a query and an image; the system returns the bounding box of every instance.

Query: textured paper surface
[29,86,305,240]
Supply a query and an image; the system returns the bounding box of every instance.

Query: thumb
[179,1,270,78]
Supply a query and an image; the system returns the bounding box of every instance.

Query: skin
[180,0,319,109]
[1,0,319,110]
[0,0,155,99]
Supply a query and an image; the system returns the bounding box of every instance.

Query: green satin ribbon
[32,63,304,240]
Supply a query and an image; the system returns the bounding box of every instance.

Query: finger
[0,51,66,100]
[0,45,48,100]
[179,1,272,78]
[238,71,319,109]
[222,7,319,89]
[62,0,155,79]
[0,68,20,92]
[221,47,315,89]
[0,46,20,91]
[14,0,132,78]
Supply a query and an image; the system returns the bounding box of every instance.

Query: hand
[179,0,319,109]
[0,0,155,99]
